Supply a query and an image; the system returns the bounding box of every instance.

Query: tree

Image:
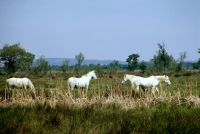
[0,43,27,73]
[75,52,84,67]
[167,55,177,71]
[139,61,147,73]
[175,52,187,72]
[151,43,172,73]
[179,52,187,63]
[33,56,50,75]
[89,64,102,76]
[198,48,200,65]
[192,48,200,70]
[108,60,119,74]
[75,52,85,73]
[157,43,171,72]
[198,48,200,66]
[126,54,140,72]
[61,60,70,73]
[17,52,35,72]
[192,62,200,70]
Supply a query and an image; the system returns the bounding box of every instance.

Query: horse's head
[164,75,171,85]
[90,70,97,79]
[121,74,127,85]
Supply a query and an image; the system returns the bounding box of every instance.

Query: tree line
[0,43,200,75]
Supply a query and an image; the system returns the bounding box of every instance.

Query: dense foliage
[0,43,34,74]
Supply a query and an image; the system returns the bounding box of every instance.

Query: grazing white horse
[6,77,36,96]
[67,70,97,93]
[121,74,148,95]
[132,75,171,94]
[121,74,171,95]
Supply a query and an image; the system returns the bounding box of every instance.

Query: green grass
[1,103,200,133]
[0,72,200,133]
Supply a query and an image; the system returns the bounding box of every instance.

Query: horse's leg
[151,86,156,96]
[32,90,36,99]
[24,85,28,98]
[9,86,11,91]
[131,83,139,98]
[67,82,71,94]
[70,84,74,90]
[136,85,142,97]
[68,85,74,97]
[131,83,135,97]
[155,87,159,93]
[157,83,162,94]
[82,87,86,97]
[6,85,10,100]
[81,87,84,97]
[86,86,88,97]
[9,86,13,99]
[71,85,75,97]
[136,85,140,92]
[7,85,11,98]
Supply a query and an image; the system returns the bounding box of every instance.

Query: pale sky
[0,1,200,62]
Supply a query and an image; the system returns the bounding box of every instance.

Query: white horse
[154,75,171,92]
[132,75,171,94]
[67,70,97,94]
[121,74,150,95]
[6,77,36,97]
[121,74,171,95]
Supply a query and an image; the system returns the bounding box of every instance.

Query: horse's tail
[131,82,137,97]
[6,79,10,90]
[28,79,36,95]
[6,79,8,89]
[67,79,72,95]
[67,79,70,90]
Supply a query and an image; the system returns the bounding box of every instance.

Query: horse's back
[7,77,18,85]
[7,77,30,86]
[133,76,155,87]
[68,76,88,87]
[68,77,78,85]
[68,77,76,82]
[22,77,30,83]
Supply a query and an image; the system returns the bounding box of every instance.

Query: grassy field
[0,71,200,133]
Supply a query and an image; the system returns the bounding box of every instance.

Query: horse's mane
[125,74,138,78]
[82,74,88,77]
[81,71,95,77]
[154,75,165,81]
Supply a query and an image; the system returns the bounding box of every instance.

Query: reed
[0,73,200,133]
[1,74,200,109]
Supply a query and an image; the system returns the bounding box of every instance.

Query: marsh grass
[1,101,200,133]
[0,72,200,133]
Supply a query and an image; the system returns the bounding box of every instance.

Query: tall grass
[1,102,200,133]
[0,72,200,133]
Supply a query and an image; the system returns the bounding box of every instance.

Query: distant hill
[44,58,127,66]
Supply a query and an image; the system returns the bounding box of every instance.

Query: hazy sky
[0,1,200,61]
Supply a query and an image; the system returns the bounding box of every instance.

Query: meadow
[0,71,200,133]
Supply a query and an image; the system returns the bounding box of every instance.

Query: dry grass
[1,73,200,133]
[2,87,200,109]
[1,73,200,109]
